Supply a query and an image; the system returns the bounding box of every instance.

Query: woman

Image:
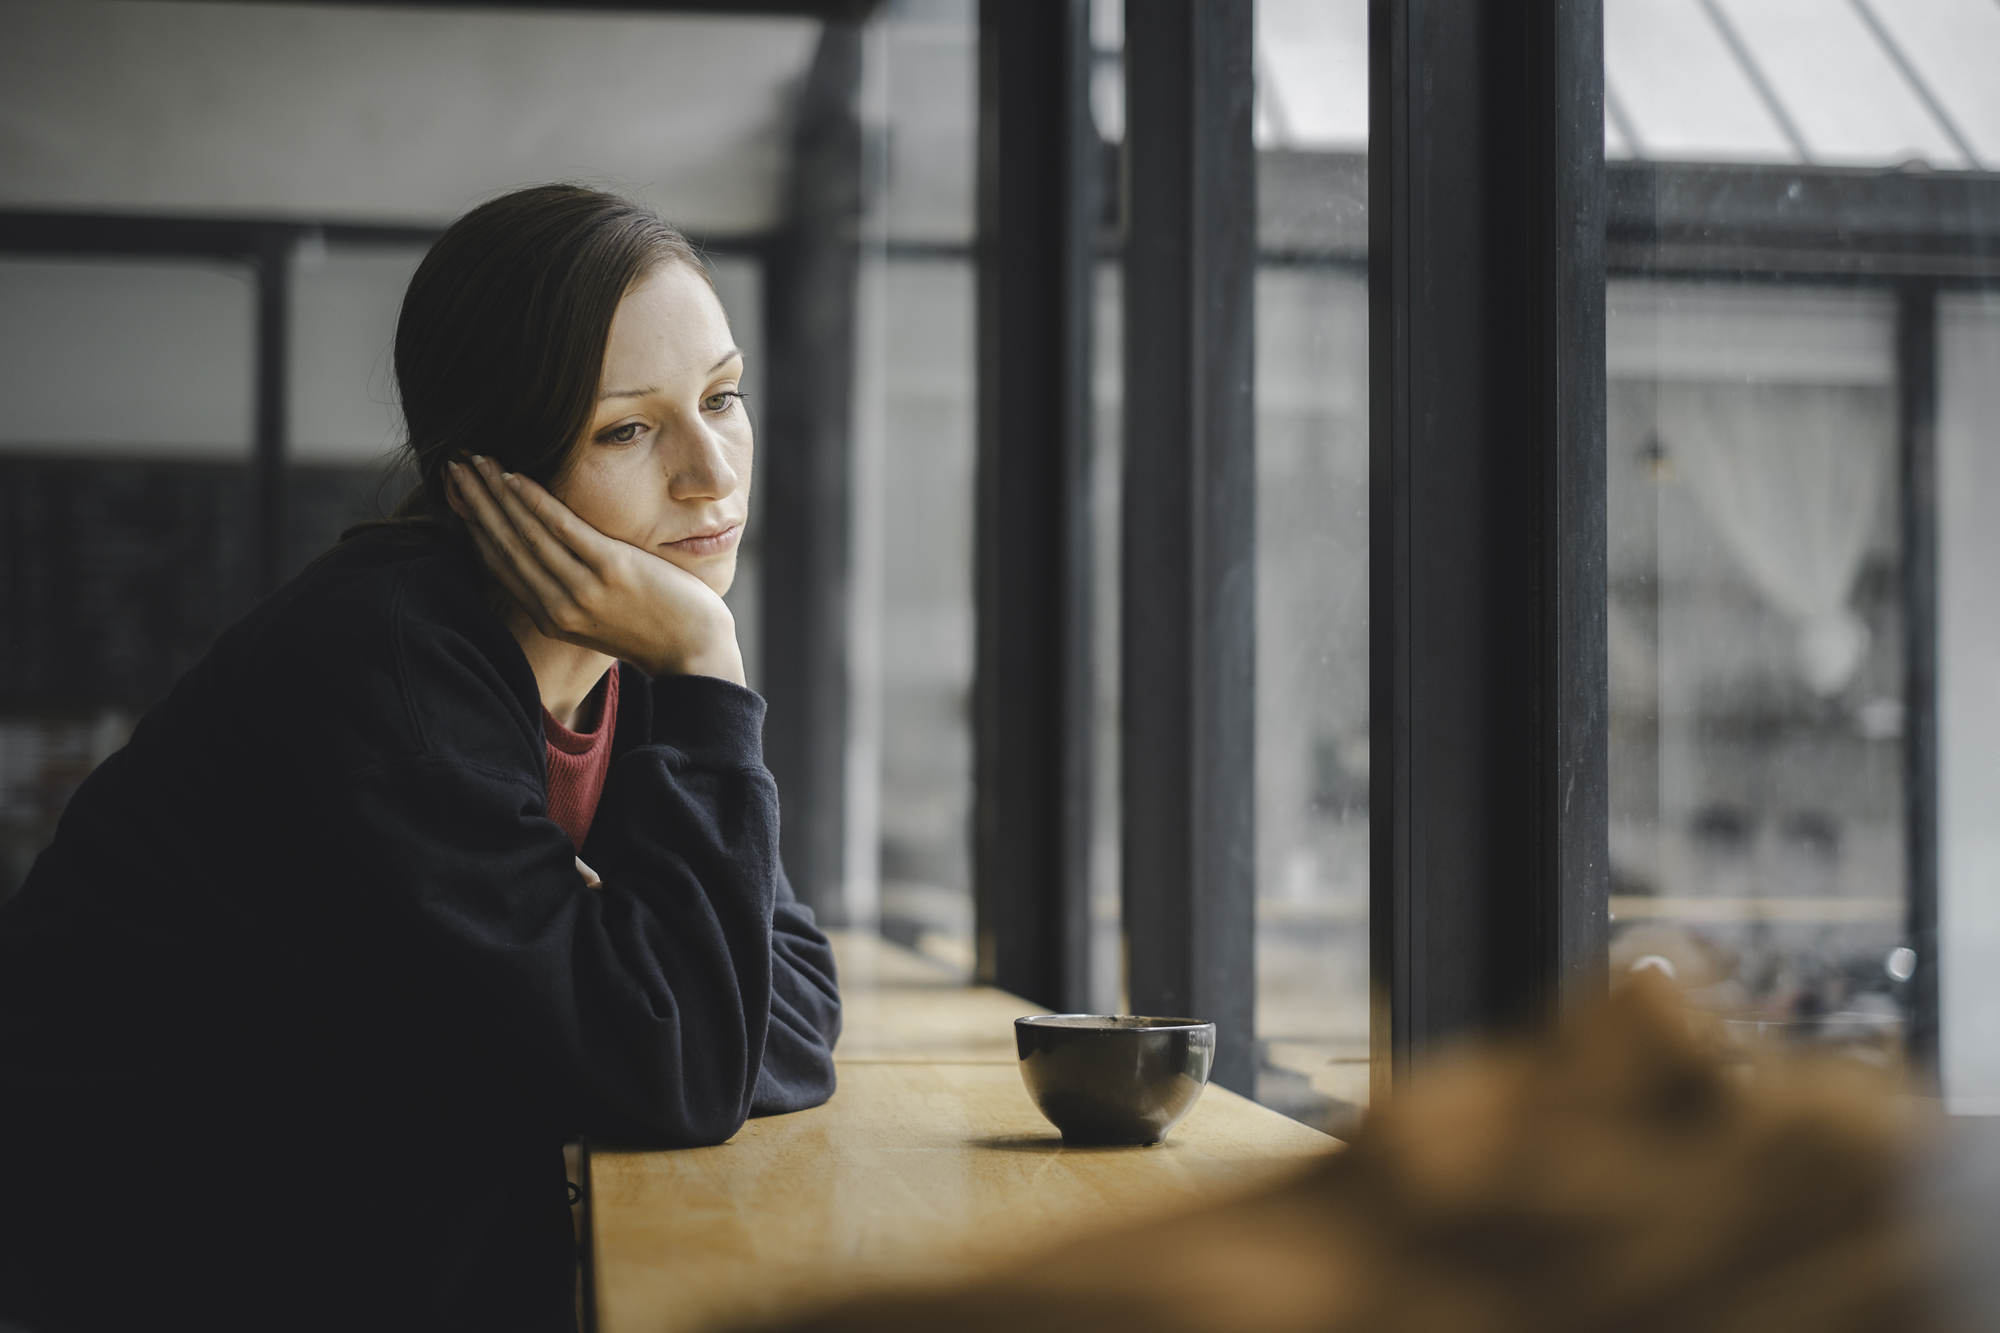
[0,185,841,1332]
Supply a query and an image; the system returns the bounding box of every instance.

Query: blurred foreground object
[764,978,1937,1333]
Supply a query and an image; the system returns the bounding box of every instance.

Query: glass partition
[1250,0,1369,1135]
[0,255,254,455]
[1603,0,2000,1070]
[1606,281,1905,1029]
[1938,291,2000,1108]
[290,241,422,467]
[287,240,424,574]
[867,0,980,970]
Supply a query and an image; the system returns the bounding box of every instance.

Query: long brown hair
[346,184,705,540]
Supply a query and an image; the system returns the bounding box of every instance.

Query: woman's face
[554,263,751,596]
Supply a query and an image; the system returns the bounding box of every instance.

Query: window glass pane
[1252,0,1369,1138]
[1607,281,1904,1016]
[1092,258,1124,1017]
[1603,0,2000,1074]
[285,241,425,577]
[0,256,253,457]
[873,257,976,968]
[1938,292,2000,1109]
[1090,0,1128,1018]
[867,0,979,972]
[290,241,424,467]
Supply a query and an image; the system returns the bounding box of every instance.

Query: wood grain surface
[588,932,1340,1333]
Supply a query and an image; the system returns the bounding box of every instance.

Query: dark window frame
[1368,0,1611,1089]
[972,0,1100,1012]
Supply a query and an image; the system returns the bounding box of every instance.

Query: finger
[466,459,601,607]
[575,857,603,890]
[465,514,571,642]
[478,462,602,588]
[501,471,622,571]
[463,519,539,614]
[473,463,645,655]
[451,459,536,565]
[454,461,577,616]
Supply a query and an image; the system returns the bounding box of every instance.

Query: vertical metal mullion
[1541,0,1612,1029]
[1899,280,1940,1081]
[253,228,291,595]
[1370,0,1413,1088]
[1121,0,1256,1093]
[1369,0,1609,1100]
[973,0,1097,1010]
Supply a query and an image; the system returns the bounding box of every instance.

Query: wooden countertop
[587,931,1341,1333]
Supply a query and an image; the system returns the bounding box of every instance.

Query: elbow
[679,1110,750,1149]
[601,1051,760,1149]
[620,1096,750,1150]
[749,1032,838,1118]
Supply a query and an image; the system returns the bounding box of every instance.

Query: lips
[664,524,742,558]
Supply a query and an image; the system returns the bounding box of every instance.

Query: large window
[1603,0,2000,1074]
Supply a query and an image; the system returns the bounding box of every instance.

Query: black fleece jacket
[0,527,840,1333]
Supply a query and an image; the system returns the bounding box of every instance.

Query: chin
[696,554,739,598]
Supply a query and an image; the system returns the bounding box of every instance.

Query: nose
[665,417,740,502]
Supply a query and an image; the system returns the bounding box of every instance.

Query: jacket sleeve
[291,605,835,1148]
[750,863,841,1117]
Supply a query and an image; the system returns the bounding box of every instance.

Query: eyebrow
[598,348,743,401]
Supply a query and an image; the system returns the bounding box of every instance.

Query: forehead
[599,264,734,383]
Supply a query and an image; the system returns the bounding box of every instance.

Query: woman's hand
[447,456,746,685]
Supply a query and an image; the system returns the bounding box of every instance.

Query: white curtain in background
[1658,381,1893,697]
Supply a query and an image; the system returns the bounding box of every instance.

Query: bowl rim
[1015,1013,1214,1032]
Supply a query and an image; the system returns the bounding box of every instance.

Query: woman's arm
[753,864,841,1116]
[308,654,795,1148]
[449,452,842,1108]
[577,672,841,1128]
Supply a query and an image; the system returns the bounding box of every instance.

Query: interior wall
[0,0,819,231]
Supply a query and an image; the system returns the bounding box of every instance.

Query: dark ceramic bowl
[1015,1015,1216,1145]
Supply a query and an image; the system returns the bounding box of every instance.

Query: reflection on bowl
[1014,1015,1216,1146]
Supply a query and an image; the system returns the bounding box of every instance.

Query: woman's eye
[600,422,644,444]
[702,391,744,414]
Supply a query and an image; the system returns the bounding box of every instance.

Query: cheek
[554,452,653,544]
[725,423,756,492]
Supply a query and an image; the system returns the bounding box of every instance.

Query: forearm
[750,894,841,1116]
